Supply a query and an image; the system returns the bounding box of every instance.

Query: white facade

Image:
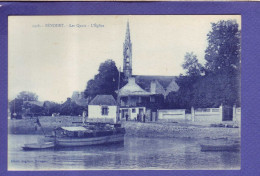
[233,106,241,124]
[120,107,146,120]
[158,109,186,121]
[88,105,117,122]
[191,106,223,122]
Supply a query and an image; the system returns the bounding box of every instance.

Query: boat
[45,122,126,147]
[200,143,240,152]
[22,142,55,151]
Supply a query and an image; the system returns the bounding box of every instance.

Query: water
[8,134,240,170]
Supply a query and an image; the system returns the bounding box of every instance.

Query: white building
[88,95,117,123]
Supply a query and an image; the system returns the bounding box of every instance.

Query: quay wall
[8,116,240,140]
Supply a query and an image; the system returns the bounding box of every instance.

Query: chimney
[128,77,136,84]
[150,81,156,94]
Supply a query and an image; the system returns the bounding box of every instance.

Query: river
[8,134,240,170]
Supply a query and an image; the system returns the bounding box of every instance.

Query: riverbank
[122,121,240,140]
[8,116,82,135]
[8,116,240,140]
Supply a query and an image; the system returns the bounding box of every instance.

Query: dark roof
[71,91,88,106]
[23,101,45,107]
[133,75,177,91]
[89,95,117,106]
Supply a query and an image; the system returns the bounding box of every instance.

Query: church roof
[133,75,178,91]
[89,95,117,106]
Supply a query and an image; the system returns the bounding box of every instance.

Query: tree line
[9,91,85,119]
[166,20,241,109]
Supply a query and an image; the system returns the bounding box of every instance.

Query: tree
[204,20,241,106]
[182,52,203,77]
[43,101,61,116]
[205,20,241,74]
[17,91,38,101]
[9,98,23,119]
[167,20,241,109]
[60,98,85,116]
[9,91,40,118]
[166,52,203,109]
[84,59,125,100]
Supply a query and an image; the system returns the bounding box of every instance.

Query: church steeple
[123,20,132,80]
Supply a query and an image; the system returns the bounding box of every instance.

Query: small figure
[137,114,140,122]
[126,113,129,121]
[143,114,146,123]
[82,111,87,124]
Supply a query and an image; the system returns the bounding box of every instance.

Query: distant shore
[8,116,240,140]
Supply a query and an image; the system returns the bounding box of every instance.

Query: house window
[138,97,142,103]
[132,108,136,113]
[150,96,155,102]
[102,106,109,115]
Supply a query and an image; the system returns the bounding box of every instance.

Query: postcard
[8,15,241,171]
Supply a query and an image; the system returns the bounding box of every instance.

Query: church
[118,21,179,121]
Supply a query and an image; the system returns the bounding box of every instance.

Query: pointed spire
[125,20,131,42]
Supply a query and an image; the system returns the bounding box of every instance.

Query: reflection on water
[8,134,240,170]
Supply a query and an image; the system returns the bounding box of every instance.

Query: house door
[139,108,144,115]
[152,112,157,122]
[121,109,128,119]
[223,106,233,121]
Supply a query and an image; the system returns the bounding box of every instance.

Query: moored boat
[200,143,240,152]
[22,142,55,151]
[45,122,125,147]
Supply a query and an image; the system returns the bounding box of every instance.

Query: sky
[8,15,241,103]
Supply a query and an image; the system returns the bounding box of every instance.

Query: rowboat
[200,143,240,152]
[22,142,54,151]
[45,123,126,147]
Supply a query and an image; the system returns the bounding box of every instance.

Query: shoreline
[8,116,240,140]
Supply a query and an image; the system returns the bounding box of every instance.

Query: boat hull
[200,144,240,152]
[22,142,55,151]
[55,134,125,147]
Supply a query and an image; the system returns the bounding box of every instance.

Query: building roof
[89,95,117,106]
[23,101,45,107]
[71,91,88,106]
[118,77,153,96]
[133,75,177,91]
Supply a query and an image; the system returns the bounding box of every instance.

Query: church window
[132,108,136,113]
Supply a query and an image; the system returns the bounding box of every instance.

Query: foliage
[84,59,126,100]
[191,73,240,108]
[166,20,241,109]
[205,20,241,74]
[182,52,204,77]
[9,91,41,118]
[203,20,241,107]
[17,91,38,101]
[43,101,61,116]
[9,98,23,119]
[166,52,203,109]
[59,98,85,116]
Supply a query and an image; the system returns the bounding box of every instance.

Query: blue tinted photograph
[8,15,241,170]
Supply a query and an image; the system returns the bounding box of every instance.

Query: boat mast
[116,67,121,123]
